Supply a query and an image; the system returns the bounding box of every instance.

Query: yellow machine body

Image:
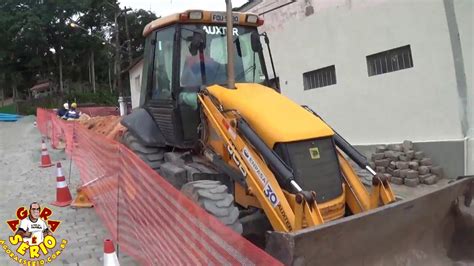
[200,83,396,232]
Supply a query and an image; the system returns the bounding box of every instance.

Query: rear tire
[121,131,165,171]
[181,180,243,234]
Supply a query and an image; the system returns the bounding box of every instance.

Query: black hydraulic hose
[262,32,280,92]
[333,134,369,169]
[236,118,295,190]
[302,106,372,172]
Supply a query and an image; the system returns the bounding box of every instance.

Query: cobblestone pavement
[0,116,138,265]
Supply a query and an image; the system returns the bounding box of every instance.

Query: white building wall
[128,60,144,109]
[249,0,464,145]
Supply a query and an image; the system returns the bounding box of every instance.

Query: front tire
[181,180,243,234]
[121,131,165,171]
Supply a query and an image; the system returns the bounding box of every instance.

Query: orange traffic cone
[39,140,54,168]
[71,186,94,208]
[103,239,120,266]
[51,163,73,207]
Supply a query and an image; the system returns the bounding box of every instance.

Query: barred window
[367,45,413,76]
[303,65,337,90]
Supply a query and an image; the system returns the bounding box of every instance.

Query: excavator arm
[198,90,325,232]
[198,88,395,233]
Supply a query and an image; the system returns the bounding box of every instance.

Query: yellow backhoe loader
[120,3,474,265]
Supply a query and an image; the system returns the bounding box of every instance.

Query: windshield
[180,24,267,88]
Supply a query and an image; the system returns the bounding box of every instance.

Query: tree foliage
[0,0,158,98]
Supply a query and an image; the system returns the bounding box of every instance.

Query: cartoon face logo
[1,203,68,264]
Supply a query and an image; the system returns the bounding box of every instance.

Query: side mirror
[250,32,262,53]
[189,29,207,56]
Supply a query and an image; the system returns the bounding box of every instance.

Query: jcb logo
[227,144,247,177]
[309,147,320,160]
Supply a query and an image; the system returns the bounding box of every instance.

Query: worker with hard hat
[65,102,80,119]
[57,103,69,118]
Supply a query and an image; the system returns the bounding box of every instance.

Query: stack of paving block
[369,140,444,187]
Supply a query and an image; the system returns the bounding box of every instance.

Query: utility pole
[91,50,96,93]
[124,7,133,67]
[113,6,132,96]
[71,1,131,96]
[108,61,112,93]
[88,52,92,83]
[59,54,63,94]
[114,10,122,96]
[225,0,235,89]
[12,73,17,100]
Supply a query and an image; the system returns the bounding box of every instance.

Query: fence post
[118,96,126,116]
[51,115,56,149]
[116,144,122,259]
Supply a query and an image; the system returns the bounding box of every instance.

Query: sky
[119,0,249,17]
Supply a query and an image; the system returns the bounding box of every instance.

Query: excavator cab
[139,11,269,148]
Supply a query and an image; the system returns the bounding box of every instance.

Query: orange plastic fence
[36,108,281,265]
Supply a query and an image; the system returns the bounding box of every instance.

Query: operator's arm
[16,229,32,238]
[42,227,51,236]
[179,92,198,110]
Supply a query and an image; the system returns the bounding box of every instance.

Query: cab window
[151,27,175,100]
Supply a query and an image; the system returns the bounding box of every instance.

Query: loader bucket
[266,177,474,265]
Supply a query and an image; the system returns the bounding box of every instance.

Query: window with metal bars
[303,65,337,90]
[367,45,413,76]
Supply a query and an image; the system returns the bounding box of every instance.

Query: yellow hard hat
[71,102,77,108]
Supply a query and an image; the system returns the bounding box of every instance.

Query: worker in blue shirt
[65,103,80,119]
[57,103,69,118]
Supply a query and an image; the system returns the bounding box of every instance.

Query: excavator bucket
[266,177,474,265]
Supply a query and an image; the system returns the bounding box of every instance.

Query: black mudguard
[120,108,167,147]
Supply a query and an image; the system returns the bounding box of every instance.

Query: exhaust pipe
[225,0,236,89]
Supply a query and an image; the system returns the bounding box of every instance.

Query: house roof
[30,82,50,92]
[124,56,144,74]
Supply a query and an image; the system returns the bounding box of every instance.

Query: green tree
[118,9,158,64]
[0,0,158,100]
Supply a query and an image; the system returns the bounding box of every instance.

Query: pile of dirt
[79,115,125,141]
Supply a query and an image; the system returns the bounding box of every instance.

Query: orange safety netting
[36,108,281,265]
